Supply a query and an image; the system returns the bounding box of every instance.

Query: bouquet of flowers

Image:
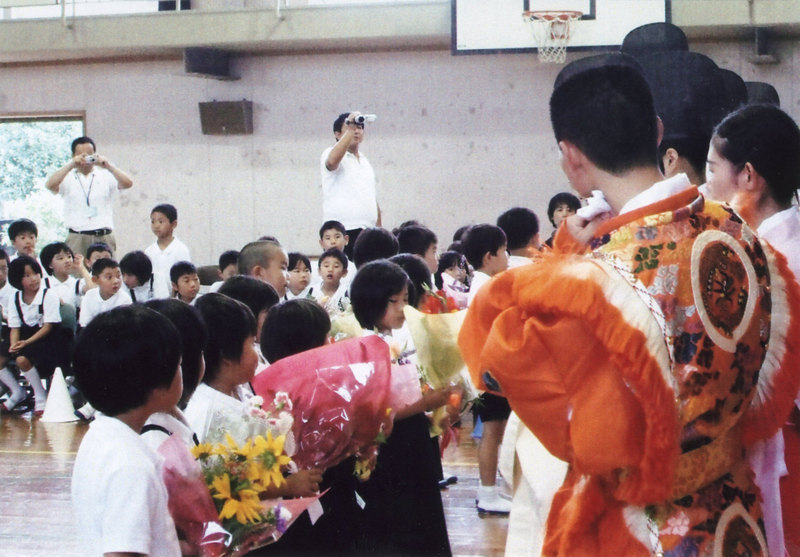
[250,336,394,475]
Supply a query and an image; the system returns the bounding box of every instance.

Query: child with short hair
[8,218,38,261]
[71,305,183,556]
[208,249,240,293]
[141,298,208,450]
[170,261,200,305]
[396,224,439,274]
[40,242,85,306]
[144,203,192,279]
[319,220,354,281]
[0,250,26,411]
[6,255,70,414]
[120,250,171,303]
[349,260,453,556]
[496,207,540,266]
[78,258,133,328]
[389,253,433,309]
[461,223,511,514]
[237,240,289,297]
[351,227,399,270]
[217,275,280,367]
[85,242,112,271]
[285,252,312,300]
[309,248,349,315]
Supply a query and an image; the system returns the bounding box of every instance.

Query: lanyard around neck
[75,170,95,207]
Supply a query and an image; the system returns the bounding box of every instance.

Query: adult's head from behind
[706,103,800,212]
[352,227,399,269]
[550,55,659,195]
[73,305,181,416]
[261,299,331,363]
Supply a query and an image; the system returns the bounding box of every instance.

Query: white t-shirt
[44,274,81,307]
[320,147,378,230]
[0,281,15,323]
[79,288,133,327]
[58,167,120,231]
[124,272,172,303]
[184,382,252,443]
[71,415,181,557]
[145,237,191,280]
[141,411,198,454]
[7,286,61,328]
[467,270,492,306]
[759,206,800,281]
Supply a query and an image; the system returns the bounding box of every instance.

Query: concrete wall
[1,39,797,263]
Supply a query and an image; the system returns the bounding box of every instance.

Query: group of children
[0,184,582,556]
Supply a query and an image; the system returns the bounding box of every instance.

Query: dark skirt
[13,324,73,378]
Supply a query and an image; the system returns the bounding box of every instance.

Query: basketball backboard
[452,0,671,54]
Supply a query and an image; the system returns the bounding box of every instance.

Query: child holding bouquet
[185,293,323,500]
[350,260,453,557]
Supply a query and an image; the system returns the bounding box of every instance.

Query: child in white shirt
[79,258,132,328]
[71,304,184,556]
[309,248,349,315]
[120,250,171,303]
[144,203,191,279]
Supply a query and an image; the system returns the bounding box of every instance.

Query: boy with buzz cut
[144,203,191,279]
[8,218,39,261]
[309,248,349,315]
[79,258,132,328]
[238,239,289,298]
[170,261,201,305]
[71,304,183,556]
[459,54,800,555]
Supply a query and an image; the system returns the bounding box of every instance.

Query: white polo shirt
[79,288,133,327]
[58,167,120,231]
[320,147,378,230]
[144,237,192,279]
[71,415,181,557]
[7,287,61,328]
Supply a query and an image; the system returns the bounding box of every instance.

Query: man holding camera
[321,111,382,260]
[45,136,133,256]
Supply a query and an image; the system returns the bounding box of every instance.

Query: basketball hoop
[523,10,582,64]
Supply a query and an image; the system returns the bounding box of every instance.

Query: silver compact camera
[354,114,377,124]
[84,155,97,164]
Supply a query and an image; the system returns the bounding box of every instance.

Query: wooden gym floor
[0,413,508,556]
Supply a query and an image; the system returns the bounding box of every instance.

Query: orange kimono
[459,188,800,556]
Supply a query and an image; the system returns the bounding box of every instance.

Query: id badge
[86,206,98,218]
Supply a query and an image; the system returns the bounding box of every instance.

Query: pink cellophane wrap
[251,336,393,471]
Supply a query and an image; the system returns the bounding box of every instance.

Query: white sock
[0,367,23,398]
[478,484,497,499]
[22,367,47,401]
[77,402,96,418]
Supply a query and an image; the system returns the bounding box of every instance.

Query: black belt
[69,228,112,236]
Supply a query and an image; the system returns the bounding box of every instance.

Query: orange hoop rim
[523,10,583,22]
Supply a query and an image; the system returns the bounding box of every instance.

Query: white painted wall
[1,40,797,263]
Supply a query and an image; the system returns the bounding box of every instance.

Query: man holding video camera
[45,136,133,256]
[321,111,382,260]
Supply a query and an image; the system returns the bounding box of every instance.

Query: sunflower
[190,441,216,461]
[250,432,292,488]
[210,474,263,525]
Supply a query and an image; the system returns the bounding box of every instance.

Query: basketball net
[522,10,582,64]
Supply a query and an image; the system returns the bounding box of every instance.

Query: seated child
[185,293,323,499]
[319,220,354,286]
[40,242,85,332]
[217,275,280,368]
[121,250,171,303]
[6,255,71,414]
[285,252,312,300]
[309,248,349,315]
[169,261,200,305]
[144,203,192,279]
[79,258,133,328]
[261,298,331,364]
[80,242,113,293]
[141,298,208,449]
[238,240,289,298]
[8,218,38,261]
[208,249,240,293]
[0,250,26,411]
[351,227,399,270]
[349,260,454,557]
[396,224,439,274]
[71,305,183,556]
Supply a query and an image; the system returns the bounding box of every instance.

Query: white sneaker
[2,390,26,412]
[476,491,512,514]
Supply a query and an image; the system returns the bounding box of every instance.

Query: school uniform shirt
[141,411,198,454]
[508,254,534,269]
[144,237,191,279]
[124,272,171,303]
[184,383,253,443]
[79,288,133,327]
[309,282,349,314]
[467,270,491,306]
[71,415,181,557]
[7,286,61,328]
[0,281,15,323]
[44,274,81,307]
